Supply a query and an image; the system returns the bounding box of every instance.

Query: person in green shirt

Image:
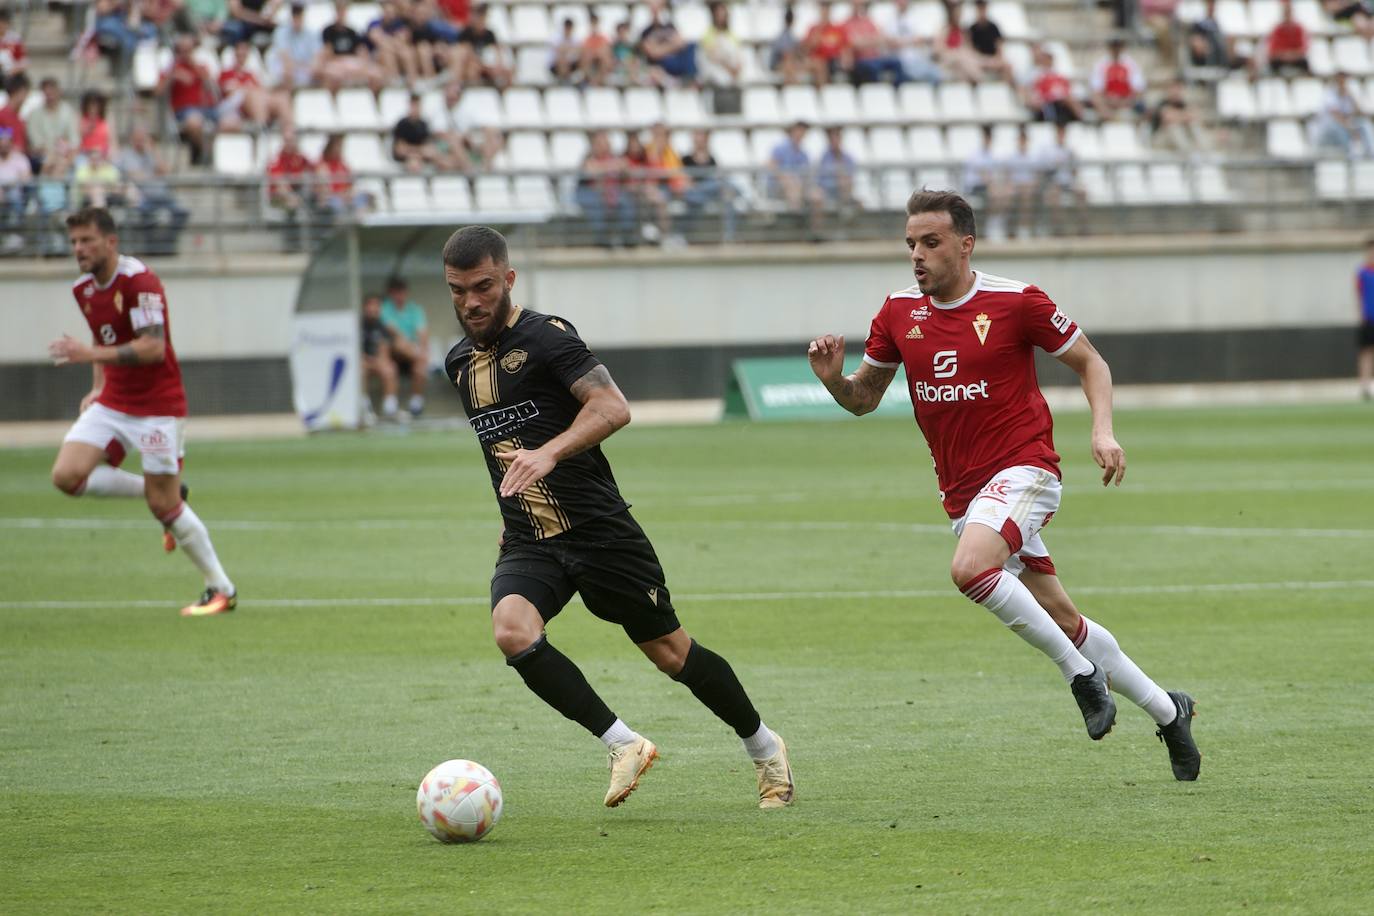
[380,276,430,417]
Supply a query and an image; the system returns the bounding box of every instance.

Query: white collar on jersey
[930,270,981,310]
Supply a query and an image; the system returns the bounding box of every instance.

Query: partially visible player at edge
[48,207,237,617]
[807,190,1200,780]
[441,226,794,809]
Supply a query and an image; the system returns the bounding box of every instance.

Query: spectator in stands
[78,91,114,159]
[320,0,387,93]
[0,74,31,162]
[640,0,699,87]
[875,0,944,85]
[817,126,857,208]
[804,1,850,86]
[769,120,825,235]
[360,293,401,422]
[1004,125,1041,238]
[317,133,372,216]
[1315,72,1374,157]
[74,145,124,209]
[267,127,321,249]
[680,127,737,241]
[935,1,986,83]
[446,82,505,170]
[26,78,80,173]
[368,0,421,85]
[1091,37,1147,120]
[1188,0,1242,70]
[1022,44,1085,124]
[962,124,1009,239]
[967,0,1015,82]
[610,21,643,85]
[0,126,31,252]
[186,0,228,37]
[380,276,430,417]
[1140,0,1178,65]
[158,33,218,165]
[770,5,803,85]
[576,129,636,248]
[1322,0,1374,41]
[93,0,158,69]
[550,16,583,84]
[581,11,614,86]
[845,0,905,86]
[0,10,29,79]
[392,92,463,172]
[218,41,290,132]
[220,0,280,51]
[405,0,456,81]
[142,0,194,36]
[622,130,672,244]
[645,121,689,246]
[1151,78,1210,153]
[116,123,189,253]
[34,138,75,255]
[269,3,322,90]
[456,4,512,88]
[700,1,745,87]
[1265,1,1310,76]
[1035,121,1087,235]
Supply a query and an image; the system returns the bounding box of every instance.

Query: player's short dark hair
[66,207,118,236]
[906,189,977,239]
[443,226,509,270]
[5,72,29,95]
[386,275,408,292]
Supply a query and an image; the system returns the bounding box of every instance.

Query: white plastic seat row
[1217,76,1331,120]
[385,175,558,215]
[1175,0,1337,36]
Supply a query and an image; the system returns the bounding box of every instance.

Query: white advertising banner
[289,311,360,431]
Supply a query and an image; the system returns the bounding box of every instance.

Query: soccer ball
[416,759,503,843]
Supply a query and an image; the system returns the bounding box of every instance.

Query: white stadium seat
[781,85,823,124]
[988,1,1034,39]
[1100,122,1144,161]
[342,133,393,174]
[1216,79,1257,121]
[379,88,411,129]
[502,87,545,130]
[293,90,337,132]
[975,82,1025,122]
[1148,163,1191,203]
[213,134,256,176]
[1314,160,1349,199]
[1291,78,1326,117]
[898,83,938,122]
[1078,165,1116,204]
[944,124,984,160]
[550,131,590,170]
[665,88,709,127]
[868,126,910,163]
[513,175,557,212]
[1193,163,1232,202]
[907,125,948,163]
[820,84,858,124]
[1308,38,1335,77]
[542,86,586,129]
[1333,35,1373,76]
[390,177,432,213]
[857,83,899,123]
[335,89,383,132]
[750,128,786,168]
[624,87,666,125]
[475,175,518,213]
[515,46,551,86]
[1255,78,1295,118]
[511,4,551,43]
[744,86,784,126]
[431,175,473,212]
[455,87,504,130]
[709,129,751,169]
[506,131,552,172]
[583,87,624,126]
[1266,119,1310,158]
[936,82,978,122]
[420,90,451,131]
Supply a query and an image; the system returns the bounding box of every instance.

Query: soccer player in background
[807,190,1201,780]
[47,207,237,618]
[441,225,794,809]
[1357,238,1374,400]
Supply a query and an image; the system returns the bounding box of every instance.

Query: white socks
[381,394,399,417]
[81,465,145,498]
[962,568,1095,681]
[408,394,424,415]
[166,503,234,594]
[742,722,780,761]
[1075,615,1177,725]
[599,718,641,750]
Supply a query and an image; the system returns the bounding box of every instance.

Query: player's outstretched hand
[807,334,845,382]
[1092,432,1126,486]
[48,335,89,366]
[493,447,557,498]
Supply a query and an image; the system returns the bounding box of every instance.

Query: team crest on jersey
[113,291,124,314]
[972,312,991,345]
[82,285,93,298]
[906,325,924,339]
[910,306,931,322]
[500,349,528,373]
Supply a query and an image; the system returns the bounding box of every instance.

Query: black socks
[507,635,617,737]
[671,640,763,738]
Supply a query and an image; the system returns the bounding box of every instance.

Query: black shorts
[491,510,681,644]
[1359,321,1374,348]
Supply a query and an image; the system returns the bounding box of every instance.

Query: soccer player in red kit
[807,191,1200,780]
[47,207,237,617]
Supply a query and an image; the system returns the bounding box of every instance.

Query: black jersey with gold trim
[445,305,629,541]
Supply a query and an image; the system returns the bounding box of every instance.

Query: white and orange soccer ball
[416,759,503,843]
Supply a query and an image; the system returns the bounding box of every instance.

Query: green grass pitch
[2,404,1372,914]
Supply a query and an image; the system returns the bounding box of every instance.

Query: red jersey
[1267,22,1307,57]
[167,58,214,112]
[806,22,849,60]
[864,271,1081,518]
[1033,70,1072,105]
[0,30,26,73]
[72,255,187,417]
[218,65,260,95]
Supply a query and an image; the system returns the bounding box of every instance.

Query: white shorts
[63,402,185,476]
[950,465,1061,577]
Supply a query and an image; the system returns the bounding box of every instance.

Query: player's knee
[146,493,179,520]
[491,598,542,657]
[950,558,985,590]
[52,467,85,495]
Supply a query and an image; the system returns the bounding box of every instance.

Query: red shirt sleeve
[1021,286,1081,356]
[863,297,901,368]
[127,271,169,332]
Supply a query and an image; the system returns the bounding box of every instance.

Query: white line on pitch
[4,579,1374,610]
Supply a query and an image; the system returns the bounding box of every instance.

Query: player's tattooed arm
[122,323,167,364]
[808,334,896,415]
[493,365,630,498]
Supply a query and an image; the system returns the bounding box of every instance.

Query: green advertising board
[725,356,912,421]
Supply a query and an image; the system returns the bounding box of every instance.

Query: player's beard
[461,288,513,348]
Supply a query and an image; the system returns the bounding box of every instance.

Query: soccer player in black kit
[442,226,795,809]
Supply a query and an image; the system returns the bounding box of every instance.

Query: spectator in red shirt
[845,0,904,85]
[1021,43,1085,124]
[78,91,114,158]
[156,34,218,164]
[267,126,323,249]
[1267,0,1310,75]
[0,10,29,79]
[317,133,372,215]
[1090,37,1146,120]
[581,10,614,86]
[0,74,31,159]
[217,40,290,131]
[804,1,850,85]
[575,129,636,248]
[935,1,985,83]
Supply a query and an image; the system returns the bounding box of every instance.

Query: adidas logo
[906,326,923,339]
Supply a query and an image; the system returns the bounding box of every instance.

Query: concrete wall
[1,233,1362,419]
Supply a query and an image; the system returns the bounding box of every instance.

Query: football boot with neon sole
[180,588,236,617]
